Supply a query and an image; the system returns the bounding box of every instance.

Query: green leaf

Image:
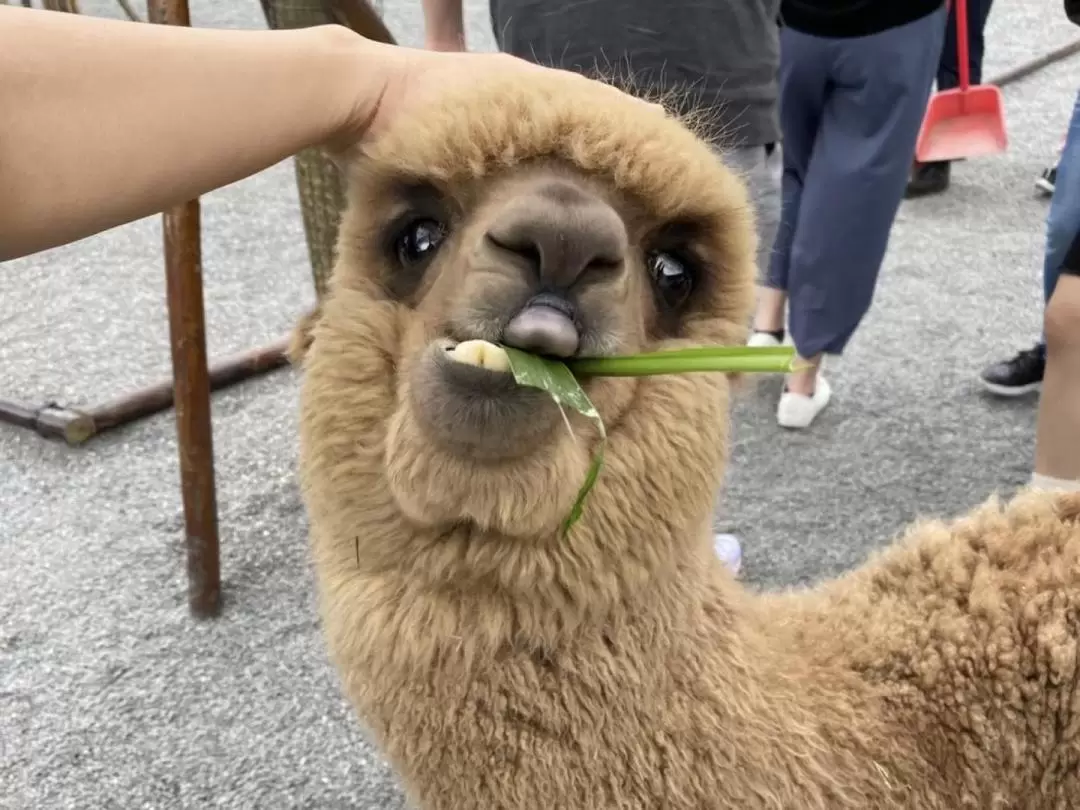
[501,346,601,419]
[502,346,607,536]
[500,343,794,535]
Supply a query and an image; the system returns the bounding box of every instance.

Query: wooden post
[0,339,290,445]
[147,0,221,619]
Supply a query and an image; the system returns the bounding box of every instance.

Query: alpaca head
[295,69,756,597]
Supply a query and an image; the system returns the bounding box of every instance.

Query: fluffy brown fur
[292,69,1080,809]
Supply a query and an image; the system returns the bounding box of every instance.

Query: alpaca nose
[485,180,629,290]
[487,181,627,358]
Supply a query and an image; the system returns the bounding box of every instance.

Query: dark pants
[936,0,995,91]
[1043,91,1080,302]
[1038,90,1080,344]
[765,7,946,358]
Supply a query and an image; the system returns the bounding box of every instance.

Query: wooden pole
[0,339,290,445]
[0,400,96,444]
[147,0,221,619]
[88,339,289,436]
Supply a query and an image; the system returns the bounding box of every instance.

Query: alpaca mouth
[432,337,516,390]
[407,287,606,461]
[436,293,583,382]
[410,338,567,462]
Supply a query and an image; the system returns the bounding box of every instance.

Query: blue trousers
[765,7,946,358]
[936,0,994,91]
[1038,90,1080,343]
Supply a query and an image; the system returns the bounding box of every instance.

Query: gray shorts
[715,142,782,283]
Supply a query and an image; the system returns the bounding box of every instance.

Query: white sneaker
[776,373,832,429]
[747,331,782,348]
[713,533,743,577]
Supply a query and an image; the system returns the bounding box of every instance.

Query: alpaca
[291,68,1080,809]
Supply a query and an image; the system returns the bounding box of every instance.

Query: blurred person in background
[748,0,946,429]
[1028,228,1080,494]
[982,0,1080,495]
[420,0,783,291]
[979,91,1080,397]
[905,0,997,197]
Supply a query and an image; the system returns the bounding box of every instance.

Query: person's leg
[1031,268,1080,490]
[1030,110,1080,490]
[1041,92,1080,306]
[907,0,996,197]
[981,89,1080,396]
[721,142,782,287]
[935,0,993,89]
[748,26,830,345]
[779,7,946,428]
[747,142,788,346]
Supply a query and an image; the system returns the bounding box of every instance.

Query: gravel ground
[1,1,1078,807]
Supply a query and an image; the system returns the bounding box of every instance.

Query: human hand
[329,37,665,155]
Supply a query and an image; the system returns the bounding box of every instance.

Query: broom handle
[956,0,971,93]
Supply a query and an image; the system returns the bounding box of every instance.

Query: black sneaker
[1035,166,1057,197]
[905,161,951,198]
[979,343,1045,396]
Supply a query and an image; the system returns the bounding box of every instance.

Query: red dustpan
[914,0,1007,162]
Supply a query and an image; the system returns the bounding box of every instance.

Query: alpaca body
[309,467,1080,809]
[293,68,1080,810]
[767,491,1080,809]
[317,563,943,810]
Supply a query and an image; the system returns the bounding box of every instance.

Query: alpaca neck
[332,503,728,661]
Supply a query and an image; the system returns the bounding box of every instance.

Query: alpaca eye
[647,251,694,309]
[395,218,447,266]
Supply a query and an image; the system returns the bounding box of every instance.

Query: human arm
[0,6,652,263]
[420,0,466,51]
[0,7,398,261]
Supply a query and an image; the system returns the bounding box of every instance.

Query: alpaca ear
[287,305,322,366]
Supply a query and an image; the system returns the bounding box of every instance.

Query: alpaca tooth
[448,339,510,372]
[448,340,484,367]
[479,343,511,372]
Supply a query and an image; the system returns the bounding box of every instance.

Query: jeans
[1043,90,1080,312]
